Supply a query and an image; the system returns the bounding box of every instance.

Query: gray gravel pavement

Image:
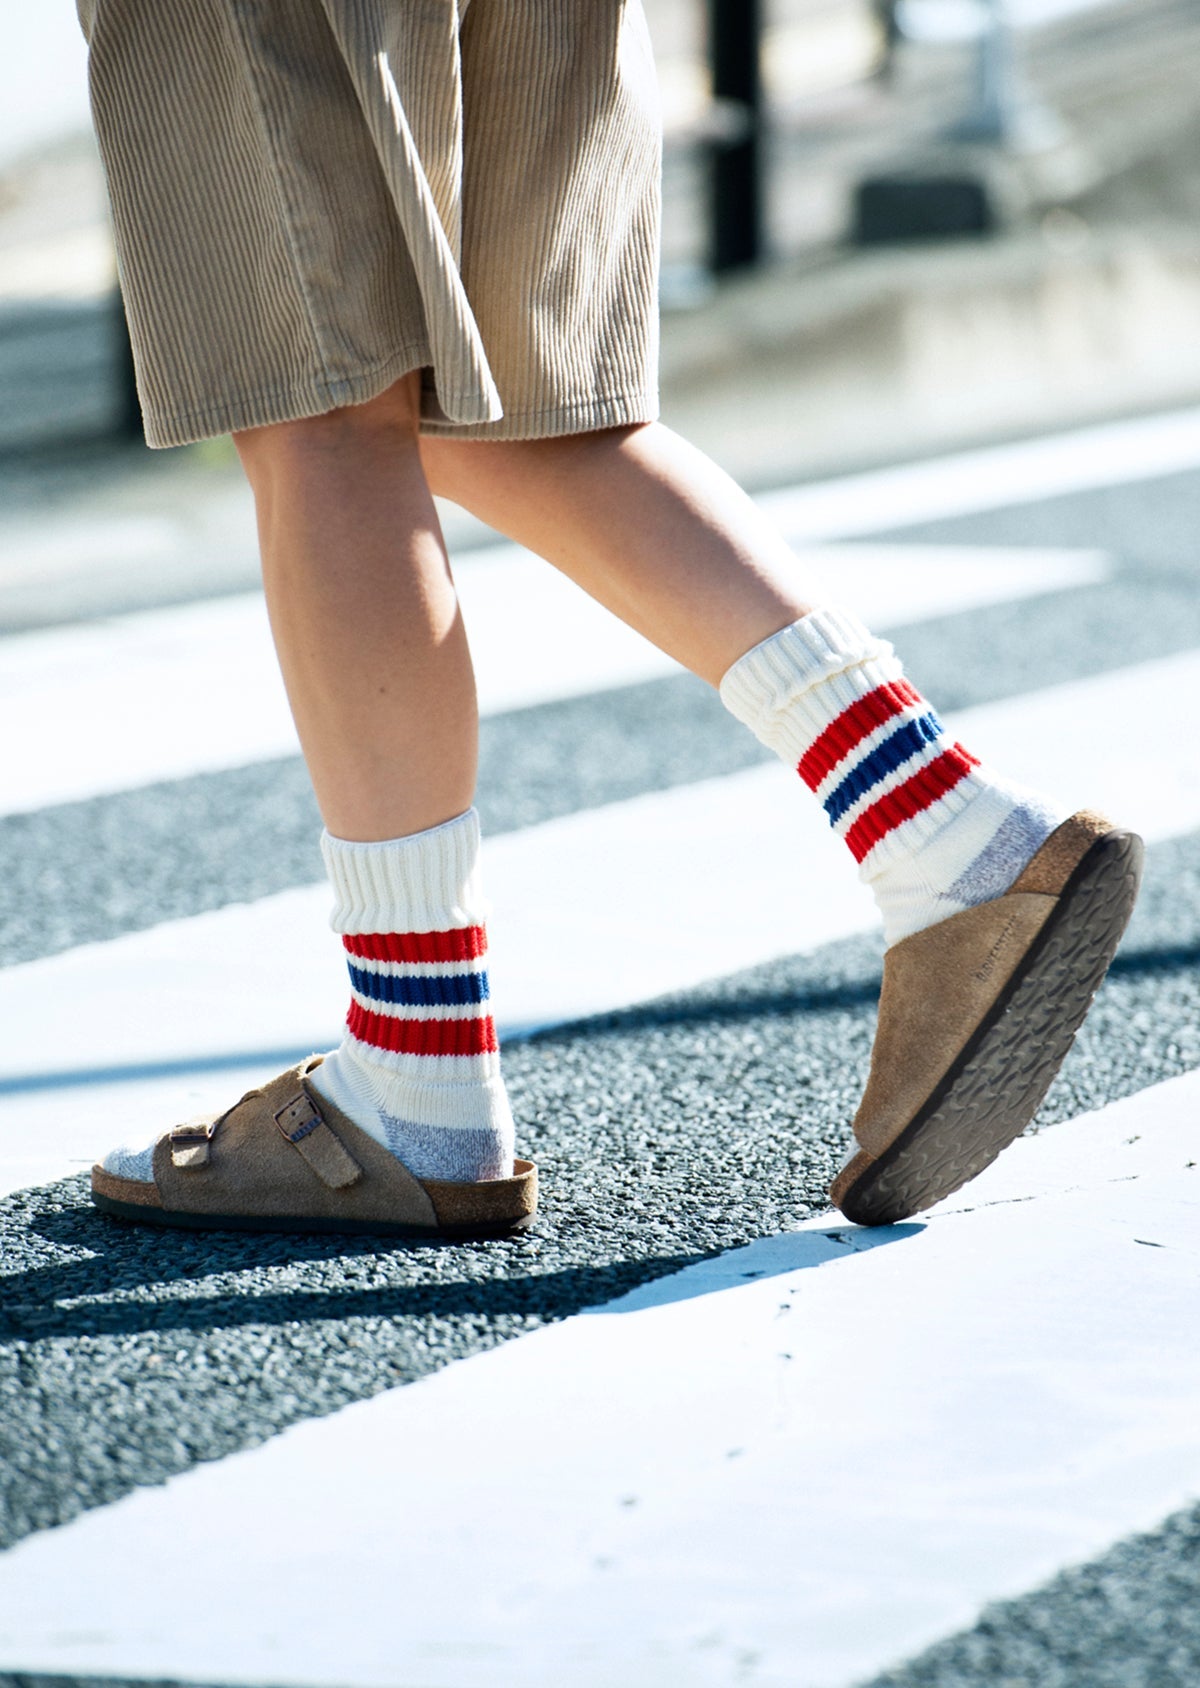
[858,1503,1200,1688]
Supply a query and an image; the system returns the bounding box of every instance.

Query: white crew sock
[307,808,514,1182]
[720,608,1065,946]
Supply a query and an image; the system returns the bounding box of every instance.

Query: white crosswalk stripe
[1,1076,1197,1688]
[0,542,1107,815]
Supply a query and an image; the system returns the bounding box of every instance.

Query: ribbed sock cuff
[719,609,900,766]
[322,808,488,935]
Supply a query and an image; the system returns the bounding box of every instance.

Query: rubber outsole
[90,1189,536,1241]
[835,828,1144,1227]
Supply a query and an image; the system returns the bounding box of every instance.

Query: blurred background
[1,0,1199,625]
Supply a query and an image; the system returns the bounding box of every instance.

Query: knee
[234,373,423,488]
[421,423,649,504]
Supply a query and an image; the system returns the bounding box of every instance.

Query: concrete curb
[660,218,1200,486]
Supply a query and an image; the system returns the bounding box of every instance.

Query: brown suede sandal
[830,810,1143,1226]
[91,1057,537,1239]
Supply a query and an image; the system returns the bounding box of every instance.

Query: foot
[93,1057,537,1238]
[830,811,1143,1225]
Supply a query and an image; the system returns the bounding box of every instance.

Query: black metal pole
[707,0,763,272]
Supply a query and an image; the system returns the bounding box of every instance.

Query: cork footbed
[91,1057,537,1240]
[830,812,1143,1226]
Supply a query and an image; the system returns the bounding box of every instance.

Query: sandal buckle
[274,1095,324,1143]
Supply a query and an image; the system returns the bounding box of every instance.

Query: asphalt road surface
[1,410,1199,1685]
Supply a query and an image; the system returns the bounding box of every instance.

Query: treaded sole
[835,828,1144,1227]
[90,1189,535,1241]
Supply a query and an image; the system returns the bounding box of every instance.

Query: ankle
[319,810,515,1183]
[309,1048,514,1182]
[720,609,1067,945]
[868,784,1065,945]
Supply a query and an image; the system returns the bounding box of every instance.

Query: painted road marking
[0,543,1108,815]
[0,1072,1196,1688]
[759,403,1200,537]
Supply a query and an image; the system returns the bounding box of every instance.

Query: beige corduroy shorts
[77,0,663,449]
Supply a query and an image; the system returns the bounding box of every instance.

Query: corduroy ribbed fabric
[77,0,662,449]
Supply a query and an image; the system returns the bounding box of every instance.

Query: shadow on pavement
[5,1187,921,1339]
[6,1189,704,1343]
[0,1164,818,1556]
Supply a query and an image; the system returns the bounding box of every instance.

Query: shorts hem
[418,389,660,442]
[141,342,437,449]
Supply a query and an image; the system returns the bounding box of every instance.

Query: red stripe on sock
[343,926,488,965]
[797,680,923,791]
[843,744,979,864]
[347,1001,499,1057]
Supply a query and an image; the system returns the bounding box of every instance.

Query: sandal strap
[169,1116,220,1170]
[167,1084,363,1191]
[168,1086,258,1170]
[148,1059,441,1227]
[273,1089,363,1190]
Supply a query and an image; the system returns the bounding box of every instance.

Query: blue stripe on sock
[347,963,490,1008]
[823,711,944,826]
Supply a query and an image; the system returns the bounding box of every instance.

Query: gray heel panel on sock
[945,804,1061,907]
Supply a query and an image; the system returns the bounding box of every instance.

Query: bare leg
[235,374,476,842]
[419,417,1137,1238]
[421,421,823,687]
[227,376,513,1191]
